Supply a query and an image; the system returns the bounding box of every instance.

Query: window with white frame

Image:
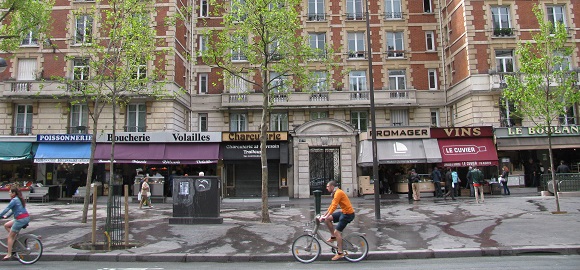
[495,50,514,73]
[228,73,248,93]
[17,59,36,81]
[75,15,93,44]
[351,111,368,131]
[389,70,406,90]
[346,0,364,20]
[231,0,247,21]
[491,6,511,36]
[73,58,90,81]
[423,0,432,13]
[348,32,365,58]
[229,113,247,131]
[21,30,38,46]
[200,0,209,17]
[547,5,566,28]
[231,36,247,61]
[391,109,409,126]
[386,32,404,58]
[199,73,208,94]
[307,0,325,21]
[270,112,288,131]
[349,71,367,91]
[430,108,439,127]
[15,104,33,134]
[553,50,571,72]
[70,104,88,133]
[425,31,435,51]
[384,0,402,19]
[127,104,146,132]
[198,113,208,132]
[559,106,577,126]
[309,32,326,58]
[312,71,328,92]
[428,69,437,90]
[198,35,208,56]
[310,111,328,120]
[131,59,147,80]
[500,97,521,127]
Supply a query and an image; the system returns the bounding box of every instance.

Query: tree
[503,5,580,213]
[202,0,336,222]
[52,0,177,225]
[0,0,53,52]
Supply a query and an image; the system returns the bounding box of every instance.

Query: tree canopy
[0,0,54,52]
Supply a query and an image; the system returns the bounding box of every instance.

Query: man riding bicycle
[319,180,355,261]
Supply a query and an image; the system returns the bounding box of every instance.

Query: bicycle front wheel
[15,235,43,265]
[291,235,321,263]
[343,234,368,262]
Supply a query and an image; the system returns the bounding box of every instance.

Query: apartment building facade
[0,0,578,199]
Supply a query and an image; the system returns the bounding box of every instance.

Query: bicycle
[0,223,43,265]
[292,214,369,263]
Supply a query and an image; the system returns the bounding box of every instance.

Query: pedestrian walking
[466,166,474,197]
[139,177,153,209]
[471,166,484,203]
[431,166,442,198]
[444,168,458,200]
[556,160,571,173]
[499,165,510,195]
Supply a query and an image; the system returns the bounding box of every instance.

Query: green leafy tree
[202,0,336,222]
[503,5,579,213]
[0,0,53,52]
[53,0,178,226]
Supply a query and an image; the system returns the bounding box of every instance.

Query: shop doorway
[309,147,340,195]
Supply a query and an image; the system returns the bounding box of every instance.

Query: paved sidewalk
[7,187,580,262]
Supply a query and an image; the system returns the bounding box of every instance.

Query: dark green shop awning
[0,142,36,161]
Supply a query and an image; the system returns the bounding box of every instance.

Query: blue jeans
[502,181,510,195]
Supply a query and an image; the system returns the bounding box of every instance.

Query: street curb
[40,245,580,262]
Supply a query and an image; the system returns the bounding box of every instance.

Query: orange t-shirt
[326,188,354,215]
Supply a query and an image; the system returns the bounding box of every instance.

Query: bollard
[313,190,322,215]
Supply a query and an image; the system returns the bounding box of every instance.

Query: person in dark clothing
[407,171,413,201]
[556,160,571,173]
[466,166,474,197]
[500,165,510,195]
[65,172,74,197]
[431,167,442,197]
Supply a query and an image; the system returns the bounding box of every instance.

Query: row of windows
[197,0,434,19]
[12,104,146,135]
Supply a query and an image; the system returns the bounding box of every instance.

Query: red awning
[437,138,499,167]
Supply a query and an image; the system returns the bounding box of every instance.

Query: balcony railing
[221,89,417,108]
[346,12,364,21]
[307,13,326,21]
[492,27,514,37]
[13,126,32,135]
[387,50,405,58]
[348,51,366,59]
[11,82,32,92]
[384,12,403,20]
[124,126,146,132]
[69,126,88,134]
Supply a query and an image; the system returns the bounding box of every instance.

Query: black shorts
[331,212,355,232]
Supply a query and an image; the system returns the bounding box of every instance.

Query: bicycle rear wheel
[291,235,321,263]
[15,235,43,265]
[343,234,368,262]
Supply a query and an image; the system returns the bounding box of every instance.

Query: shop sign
[442,145,488,155]
[222,132,288,141]
[222,143,281,159]
[37,134,93,142]
[495,126,580,138]
[430,127,493,138]
[443,161,495,167]
[96,132,222,143]
[362,127,430,140]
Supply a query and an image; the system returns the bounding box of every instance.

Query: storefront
[94,132,222,197]
[34,134,93,197]
[495,126,580,187]
[357,127,442,195]
[221,131,289,198]
[0,137,37,189]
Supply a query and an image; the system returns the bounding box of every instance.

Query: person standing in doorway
[409,169,421,201]
[431,166,442,198]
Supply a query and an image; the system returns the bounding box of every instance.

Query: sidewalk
[12,187,580,262]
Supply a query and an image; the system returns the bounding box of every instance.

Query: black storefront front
[221,132,289,197]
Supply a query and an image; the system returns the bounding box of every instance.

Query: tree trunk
[547,129,562,212]
[260,71,271,223]
[82,100,101,224]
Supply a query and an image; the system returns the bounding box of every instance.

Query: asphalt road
[1,255,579,270]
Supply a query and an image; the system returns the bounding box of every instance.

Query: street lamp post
[364,0,380,219]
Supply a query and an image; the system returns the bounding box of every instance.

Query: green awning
[0,142,36,161]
